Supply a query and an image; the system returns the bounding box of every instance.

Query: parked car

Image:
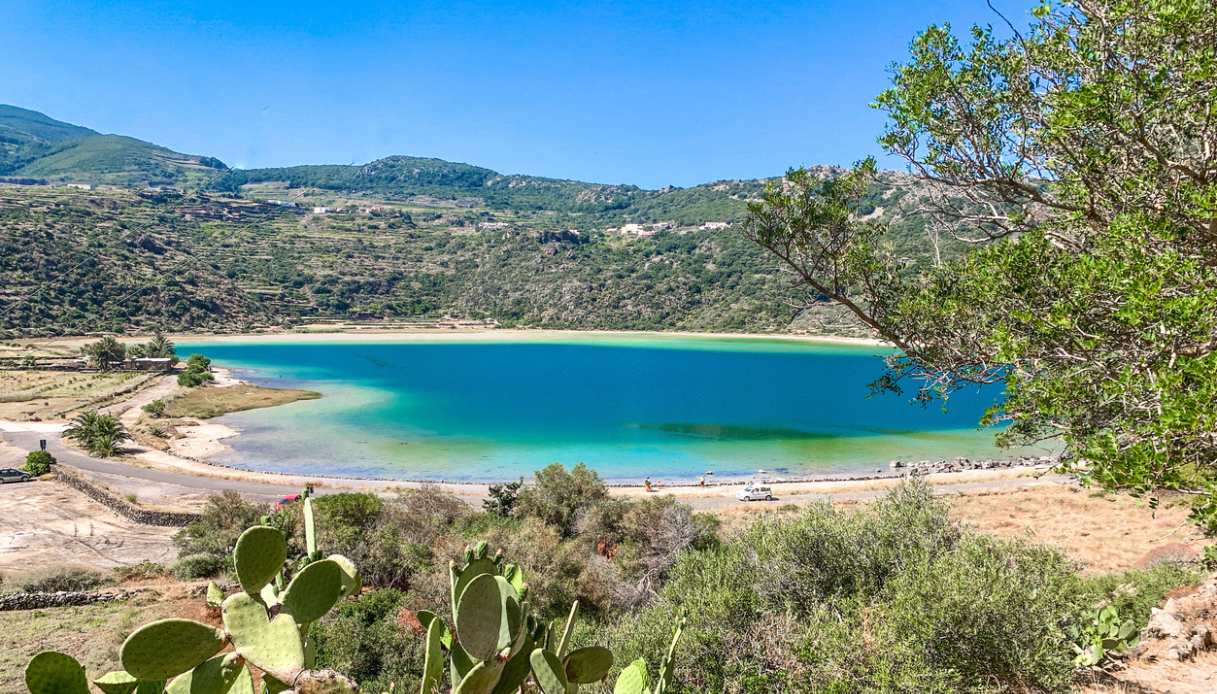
[275,494,301,509]
[736,483,774,501]
[0,468,32,483]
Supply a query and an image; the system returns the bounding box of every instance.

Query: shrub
[142,399,166,417]
[171,553,227,580]
[516,462,607,537]
[62,410,131,457]
[20,567,109,593]
[23,449,55,476]
[177,353,214,387]
[111,562,168,582]
[177,369,214,387]
[872,535,1079,692]
[311,589,425,692]
[483,478,523,517]
[610,482,1086,693]
[173,491,269,569]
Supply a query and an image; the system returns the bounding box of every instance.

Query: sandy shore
[170,327,889,348]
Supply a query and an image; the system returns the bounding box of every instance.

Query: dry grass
[0,584,212,692]
[0,369,156,420]
[162,384,319,419]
[946,485,1204,573]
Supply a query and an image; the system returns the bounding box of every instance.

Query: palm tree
[63,411,132,457]
[145,332,176,359]
[80,336,126,370]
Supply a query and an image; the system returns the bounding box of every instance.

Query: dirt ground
[0,369,158,421]
[0,479,178,575]
[716,483,1205,574]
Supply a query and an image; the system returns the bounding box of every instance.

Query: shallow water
[177,335,1042,482]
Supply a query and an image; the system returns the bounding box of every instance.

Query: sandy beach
[171,327,889,348]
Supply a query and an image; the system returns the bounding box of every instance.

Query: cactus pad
[564,646,614,684]
[94,671,165,694]
[234,525,287,597]
[529,648,569,694]
[222,592,305,683]
[206,581,225,608]
[120,618,226,681]
[612,659,650,694]
[420,615,446,694]
[25,652,89,694]
[328,553,361,597]
[281,558,344,623]
[164,655,251,694]
[456,573,506,661]
[452,659,504,694]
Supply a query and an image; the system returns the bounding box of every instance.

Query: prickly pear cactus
[233,525,287,597]
[24,492,363,694]
[25,652,89,694]
[120,618,226,681]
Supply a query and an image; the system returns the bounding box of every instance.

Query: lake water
[176,334,1036,482]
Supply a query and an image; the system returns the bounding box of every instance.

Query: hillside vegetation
[0,105,226,188]
[0,174,957,336]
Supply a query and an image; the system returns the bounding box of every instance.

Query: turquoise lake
[177,335,1039,482]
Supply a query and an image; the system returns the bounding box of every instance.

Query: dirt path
[0,479,178,574]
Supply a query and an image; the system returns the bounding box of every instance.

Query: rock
[1147,608,1186,639]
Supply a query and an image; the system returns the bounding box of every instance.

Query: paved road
[1,430,301,499]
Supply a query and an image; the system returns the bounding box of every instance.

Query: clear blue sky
[2,0,1027,188]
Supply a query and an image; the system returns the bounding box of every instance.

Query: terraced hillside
[0,182,953,336]
[0,106,969,336]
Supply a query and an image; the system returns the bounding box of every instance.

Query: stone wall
[55,468,200,527]
[0,589,140,611]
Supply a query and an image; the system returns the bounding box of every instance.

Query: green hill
[0,105,966,337]
[0,105,227,186]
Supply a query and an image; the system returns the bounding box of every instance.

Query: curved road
[1,429,302,499]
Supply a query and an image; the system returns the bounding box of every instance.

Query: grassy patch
[163,384,320,419]
[0,369,155,420]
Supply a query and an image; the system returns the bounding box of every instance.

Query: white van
[736,483,774,501]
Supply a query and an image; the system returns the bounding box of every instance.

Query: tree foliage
[746,0,1217,525]
[62,410,131,457]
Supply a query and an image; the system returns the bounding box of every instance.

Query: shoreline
[169,327,890,348]
[4,328,1055,501]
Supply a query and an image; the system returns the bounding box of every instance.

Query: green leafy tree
[483,478,523,517]
[747,0,1217,529]
[516,463,608,537]
[62,410,132,457]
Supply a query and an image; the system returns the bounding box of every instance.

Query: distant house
[700,221,729,230]
[312,206,331,214]
[128,357,174,371]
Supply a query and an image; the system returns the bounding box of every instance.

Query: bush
[516,462,607,537]
[21,567,109,593]
[609,482,1088,693]
[173,491,269,571]
[311,589,425,692]
[177,353,214,388]
[483,478,522,517]
[111,562,168,582]
[23,450,55,476]
[142,399,166,417]
[872,535,1079,692]
[172,553,226,580]
[178,369,214,387]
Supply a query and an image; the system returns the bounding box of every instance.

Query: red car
[275,494,301,509]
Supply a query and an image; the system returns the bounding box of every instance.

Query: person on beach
[698,475,705,487]
[644,477,653,492]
